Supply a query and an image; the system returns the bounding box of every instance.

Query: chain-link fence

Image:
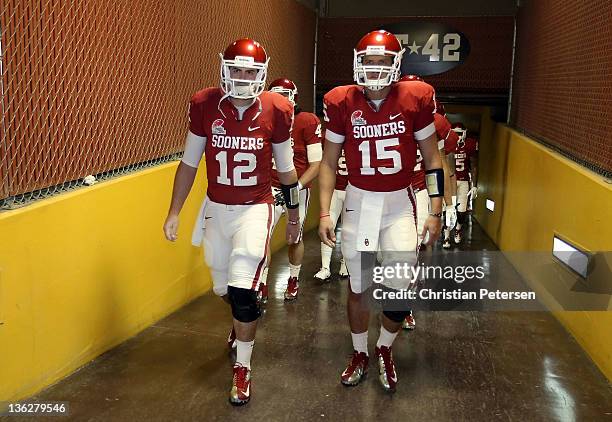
[511,0,612,177]
[0,0,316,209]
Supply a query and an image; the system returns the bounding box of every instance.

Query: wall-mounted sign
[381,23,471,76]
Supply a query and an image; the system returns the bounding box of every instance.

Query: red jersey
[323,82,436,192]
[411,113,459,190]
[321,132,349,191]
[189,88,293,205]
[271,110,322,188]
[455,137,478,181]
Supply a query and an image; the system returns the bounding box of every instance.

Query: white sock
[351,331,368,355]
[289,263,301,278]
[320,243,332,270]
[236,339,255,369]
[444,228,450,239]
[376,325,398,348]
[456,223,462,231]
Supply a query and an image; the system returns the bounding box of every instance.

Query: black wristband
[281,182,299,209]
[425,168,444,197]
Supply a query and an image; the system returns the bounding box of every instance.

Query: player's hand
[468,186,478,199]
[421,215,442,246]
[163,213,179,242]
[286,218,301,244]
[445,206,458,230]
[319,216,336,248]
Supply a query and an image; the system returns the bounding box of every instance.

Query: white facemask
[219,54,269,99]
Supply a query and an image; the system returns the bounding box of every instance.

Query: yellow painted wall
[0,162,212,401]
[474,123,612,380]
[0,160,321,402]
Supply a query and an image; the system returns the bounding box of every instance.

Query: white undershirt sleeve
[181,131,207,168]
[272,139,295,173]
[414,122,436,141]
[306,143,323,163]
[325,129,345,144]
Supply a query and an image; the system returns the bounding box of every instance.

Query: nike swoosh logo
[390,113,401,120]
[244,382,250,396]
[248,126,260,131]
[204,217,212,220]
[345,209,354,212]
[342,369,350,377]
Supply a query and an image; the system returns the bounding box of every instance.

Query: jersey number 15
[358,138,402,175]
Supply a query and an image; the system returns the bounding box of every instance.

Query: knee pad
[383,309,412,323]
[227,286,260,323]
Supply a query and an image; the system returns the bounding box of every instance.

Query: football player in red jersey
[318,30,444,392]
[449,123,479,245]
[397,75,460,330]
[162,38,300,406]
[314,148,349,281]
[257,78,322,301]
[399,76,459,250]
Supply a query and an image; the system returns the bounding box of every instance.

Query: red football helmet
[354,30,404,91]
[220,38,269,99]
[434,99,446,116]
[399,74,424,82]
[452,122,467,145]
[269,78,298,105]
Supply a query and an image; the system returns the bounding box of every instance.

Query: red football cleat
[375,345,397,392]
[229,364,251,406]
[341,351,369,386]
[284,277,299,301]
[402,311,416,330]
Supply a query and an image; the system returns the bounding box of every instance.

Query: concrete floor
[7,222,612,421]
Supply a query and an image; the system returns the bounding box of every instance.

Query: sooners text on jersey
[189,88,293,204]
[323,82,436,192]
